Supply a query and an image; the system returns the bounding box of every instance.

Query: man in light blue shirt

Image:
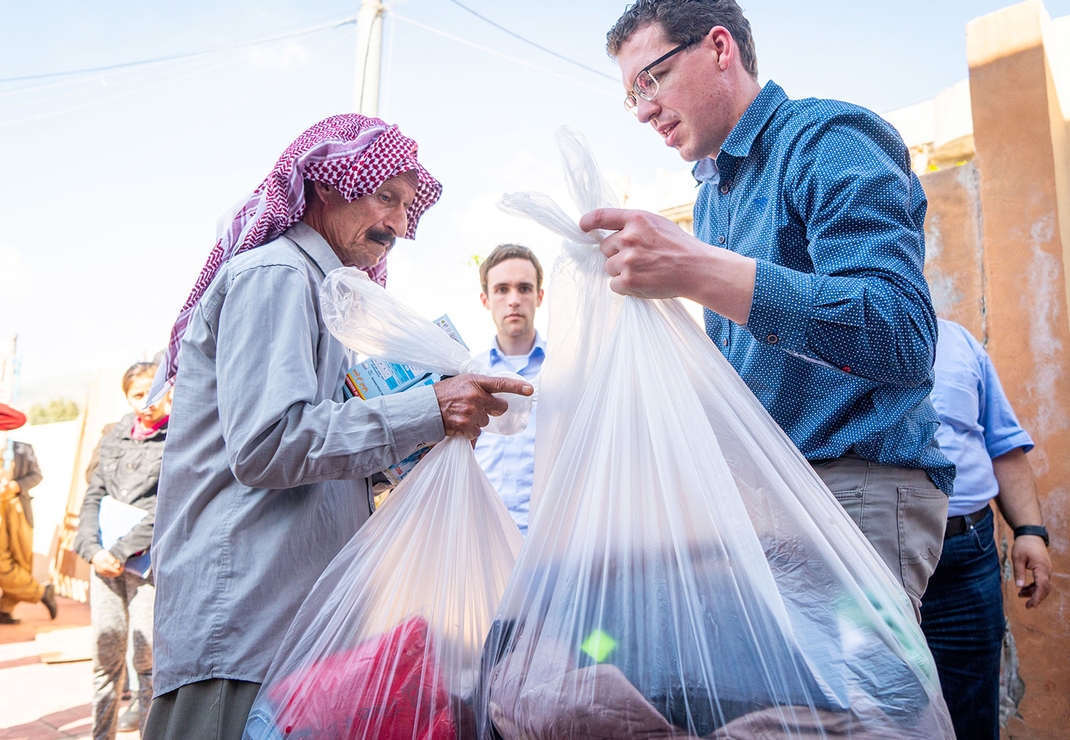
[921,319,1051,740]
[474,244,546,535]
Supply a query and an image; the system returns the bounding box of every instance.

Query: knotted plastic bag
[320,268,532,435]
[243,270,527,740]
[478,127,954,739]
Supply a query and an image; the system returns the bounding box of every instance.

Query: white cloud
[0,250,202,383]
[0,246,34,300]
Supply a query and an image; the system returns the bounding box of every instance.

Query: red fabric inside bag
[268,615,455,740]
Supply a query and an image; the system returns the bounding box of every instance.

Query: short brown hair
[606,0,758,81]
[479,244,544,295]
[122,362,159,394]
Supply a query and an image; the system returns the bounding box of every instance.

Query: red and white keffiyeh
[153,114,442,399]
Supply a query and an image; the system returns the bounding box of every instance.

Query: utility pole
[354,0,384,116]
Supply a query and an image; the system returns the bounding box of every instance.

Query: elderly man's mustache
[367,228,397,251]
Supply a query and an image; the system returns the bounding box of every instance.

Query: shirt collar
[721,80,788,159]
[691,80,788,183]
[692,157,719,183]
[489,331,546,362]
[285,221,345,278]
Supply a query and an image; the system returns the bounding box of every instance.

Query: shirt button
[717,235,726,244]
[720,184,730,195]
[120,489,128,496]
[722,338,729,347]
[766,334,778,344]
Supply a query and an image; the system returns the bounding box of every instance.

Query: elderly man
[144,115,531,739]
[580,0,951,618]
[0,402,57,624]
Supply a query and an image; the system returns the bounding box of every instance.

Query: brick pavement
[0,594,139,740]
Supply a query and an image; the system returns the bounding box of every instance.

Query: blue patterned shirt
[693,81,954,495]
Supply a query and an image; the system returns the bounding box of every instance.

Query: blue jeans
[919,506,1004,740]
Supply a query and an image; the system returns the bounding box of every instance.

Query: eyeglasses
[624,37,702,115]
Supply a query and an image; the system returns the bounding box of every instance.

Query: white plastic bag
[321,268,532,435]
[243,275,526,740]
[478,127,954,739]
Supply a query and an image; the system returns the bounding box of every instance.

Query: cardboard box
[343,315,466,485]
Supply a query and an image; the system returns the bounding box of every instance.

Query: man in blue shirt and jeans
[474,244,546,535]
[922,319,1051,740]
[580,0,953,618]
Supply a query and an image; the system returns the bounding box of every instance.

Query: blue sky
[2,0,1068,392]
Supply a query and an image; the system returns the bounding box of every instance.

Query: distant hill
[15,371,95,411]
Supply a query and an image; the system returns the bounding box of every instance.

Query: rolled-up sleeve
[746,119,936,386]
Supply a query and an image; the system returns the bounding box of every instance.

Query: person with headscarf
[0,402,57,624]
[143,115,532,739]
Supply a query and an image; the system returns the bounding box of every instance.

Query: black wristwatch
[1013,525,1050,547]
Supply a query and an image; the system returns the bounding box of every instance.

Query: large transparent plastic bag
[477,127,954,739]
[243,271,528,740]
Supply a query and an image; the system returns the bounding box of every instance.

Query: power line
[391,13,617,99]
[0,16,358,85]
[1,4,618,106]
[443,0,618,83]
[1,55,233,127]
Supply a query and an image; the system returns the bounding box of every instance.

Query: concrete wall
[921,2,1070,736]
[922,163,986,337]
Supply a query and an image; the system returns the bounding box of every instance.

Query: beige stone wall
[923,2,1070,736]
[922,163,986,338]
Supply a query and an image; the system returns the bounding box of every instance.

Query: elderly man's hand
[434,375,533,440]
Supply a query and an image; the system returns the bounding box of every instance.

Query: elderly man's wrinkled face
[314,174,417,269]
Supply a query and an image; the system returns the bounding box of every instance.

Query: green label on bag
[581,629,617,662]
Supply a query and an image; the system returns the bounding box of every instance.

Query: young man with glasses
[580,0,952,620]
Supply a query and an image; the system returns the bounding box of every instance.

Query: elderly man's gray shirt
[151,221,444,697]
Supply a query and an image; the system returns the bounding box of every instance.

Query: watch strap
[1013,525,1049,547]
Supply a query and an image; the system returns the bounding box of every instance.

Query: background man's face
[481,258,543,344]
[316,174,416,269]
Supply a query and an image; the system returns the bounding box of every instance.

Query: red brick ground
[0,594,139,740]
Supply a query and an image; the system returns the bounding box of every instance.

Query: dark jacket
[74,413,165,565]
[3,441,42,527]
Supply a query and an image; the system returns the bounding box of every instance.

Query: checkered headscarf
[153,114,442,399]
